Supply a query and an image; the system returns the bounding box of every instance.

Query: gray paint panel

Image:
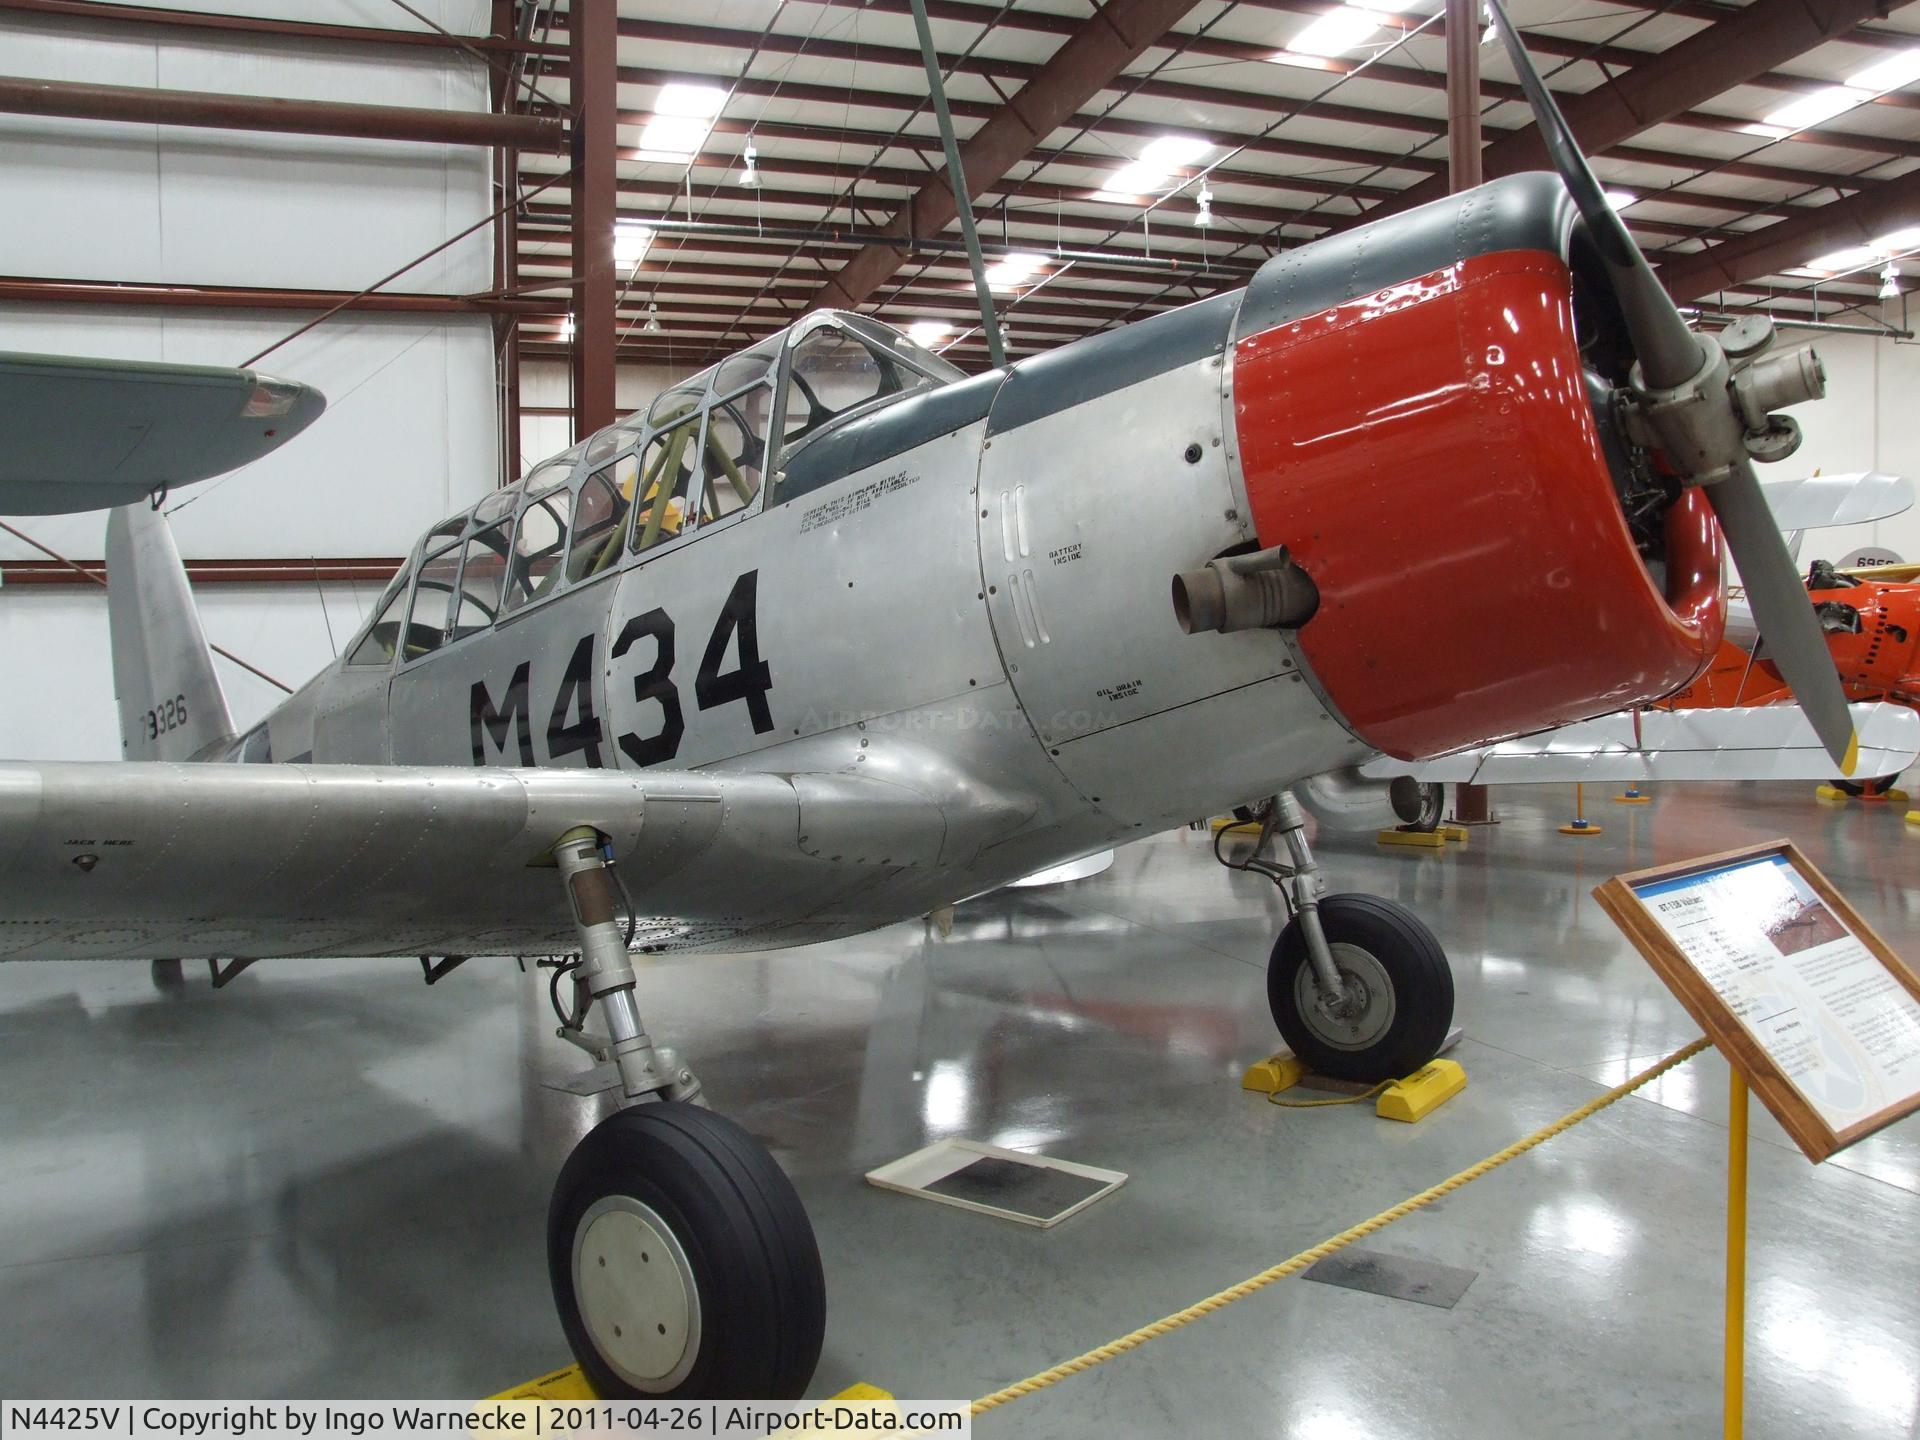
[777,369,1003,505]
[983,289,1243,438]
[1234,171,1579,342]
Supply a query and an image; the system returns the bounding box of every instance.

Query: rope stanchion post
[1725,1069,1749,1440]
[971,1037,1711,1419]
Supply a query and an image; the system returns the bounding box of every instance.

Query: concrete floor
[3,782,1919,1435]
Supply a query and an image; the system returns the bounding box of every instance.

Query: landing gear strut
[1220,793,1454,1082]
[545,829,825,1399]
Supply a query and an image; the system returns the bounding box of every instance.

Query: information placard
[1594,839,1920,1161]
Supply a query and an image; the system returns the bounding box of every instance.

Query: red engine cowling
[1231,245,1724,761]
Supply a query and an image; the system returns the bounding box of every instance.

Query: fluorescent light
[1850,48,1920,94]
[654,83,726,118]
[1605,189,1638,210]
[1874,225,1920,253]
[1095,136,1213,201]
[1282,6,1387,58]
[1807,245,1877,272]
[637,114,711,161]
[1095,161,1162,199]
[907,321,952,347]
[1762,85,1871,133]
[1140,135,1210,169]
[635,82,727,161]
[614,222,654,267]
[984,252,1045,290]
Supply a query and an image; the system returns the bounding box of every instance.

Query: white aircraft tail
[106,503,235,760]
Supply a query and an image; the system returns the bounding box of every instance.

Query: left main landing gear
[1222,792,1455,1083]
[544,829,825,1400]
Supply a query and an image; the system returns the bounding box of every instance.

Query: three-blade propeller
[1485,0,1859,773]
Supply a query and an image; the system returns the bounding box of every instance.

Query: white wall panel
[0,13,492,294]
[0,303,498,560]
[0,582,379,762]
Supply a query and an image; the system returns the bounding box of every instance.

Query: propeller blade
[1483,0,1702,390]
[1708,460,1860,773]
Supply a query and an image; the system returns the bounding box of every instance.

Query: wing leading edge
[0,760,1026,962]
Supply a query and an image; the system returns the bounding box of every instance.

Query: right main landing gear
[1221,793,1455,1083]
[545,829,825,1399]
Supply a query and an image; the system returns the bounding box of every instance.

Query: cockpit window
[649,386,704,428]
[567,464,633,582]
[425,510,469,548]
[451,521,512,639]
[473,485,519,527]
[782,324,922,448]
[702,384,771,523]
[404,544,461,659]
[503,486,570,612]
[714,347,776,397]
[633,415,702,553]
[344,569,412,667]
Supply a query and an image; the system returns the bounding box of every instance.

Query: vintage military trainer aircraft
[0,3,1873,1400]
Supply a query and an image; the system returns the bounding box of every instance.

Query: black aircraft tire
[548,1102,825,1400]
[1267,894,1454,1084]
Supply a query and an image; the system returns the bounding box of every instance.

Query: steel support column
[1445,0,1481,193]
[568,0,618,438]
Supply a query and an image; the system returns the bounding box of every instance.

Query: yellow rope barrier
[971,1037,1711,1419]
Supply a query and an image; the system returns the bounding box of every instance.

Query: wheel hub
[1295,942,1397,1050]
[572,1196,702,1393]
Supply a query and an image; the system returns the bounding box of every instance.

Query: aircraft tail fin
[106,503,236,761]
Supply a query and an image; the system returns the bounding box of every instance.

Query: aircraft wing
[1361,702,1920,786]
[1760,471,1913,532]
[0,760,1025,962]
[0,351,325,514]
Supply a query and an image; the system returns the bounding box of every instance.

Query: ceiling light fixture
[1276,4,1389,61]
[1806,245,1878,273]
[907,320,952,347]
[1880,263,1900,300]
[738,140,760,188]
[560,312,575,341]
[1095,135,1213,201]
[614,222,655,268]
[1849,48,1920,94]
[1194,183,1214,227]
[643,303,663,335]
[1604,189,1639,211]
[983,252,1046,290]
[1750,84,1871,138]
[637,82,726,162]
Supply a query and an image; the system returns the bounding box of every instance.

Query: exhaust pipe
[1294,768,1438,833]
[1173,544,1318,634]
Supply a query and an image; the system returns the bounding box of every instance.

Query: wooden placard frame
[1594,837,1920,1163]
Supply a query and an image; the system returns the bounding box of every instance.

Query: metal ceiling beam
[575,66,1880,202]
[572,14,1920,166]
[0,74,566,150]
[798,0,1205,313]
[1350,0,1911,228]
[1659,168,1920,302]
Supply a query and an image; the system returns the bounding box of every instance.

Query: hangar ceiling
[8,0,1920,417]
[501,0,1920,371]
